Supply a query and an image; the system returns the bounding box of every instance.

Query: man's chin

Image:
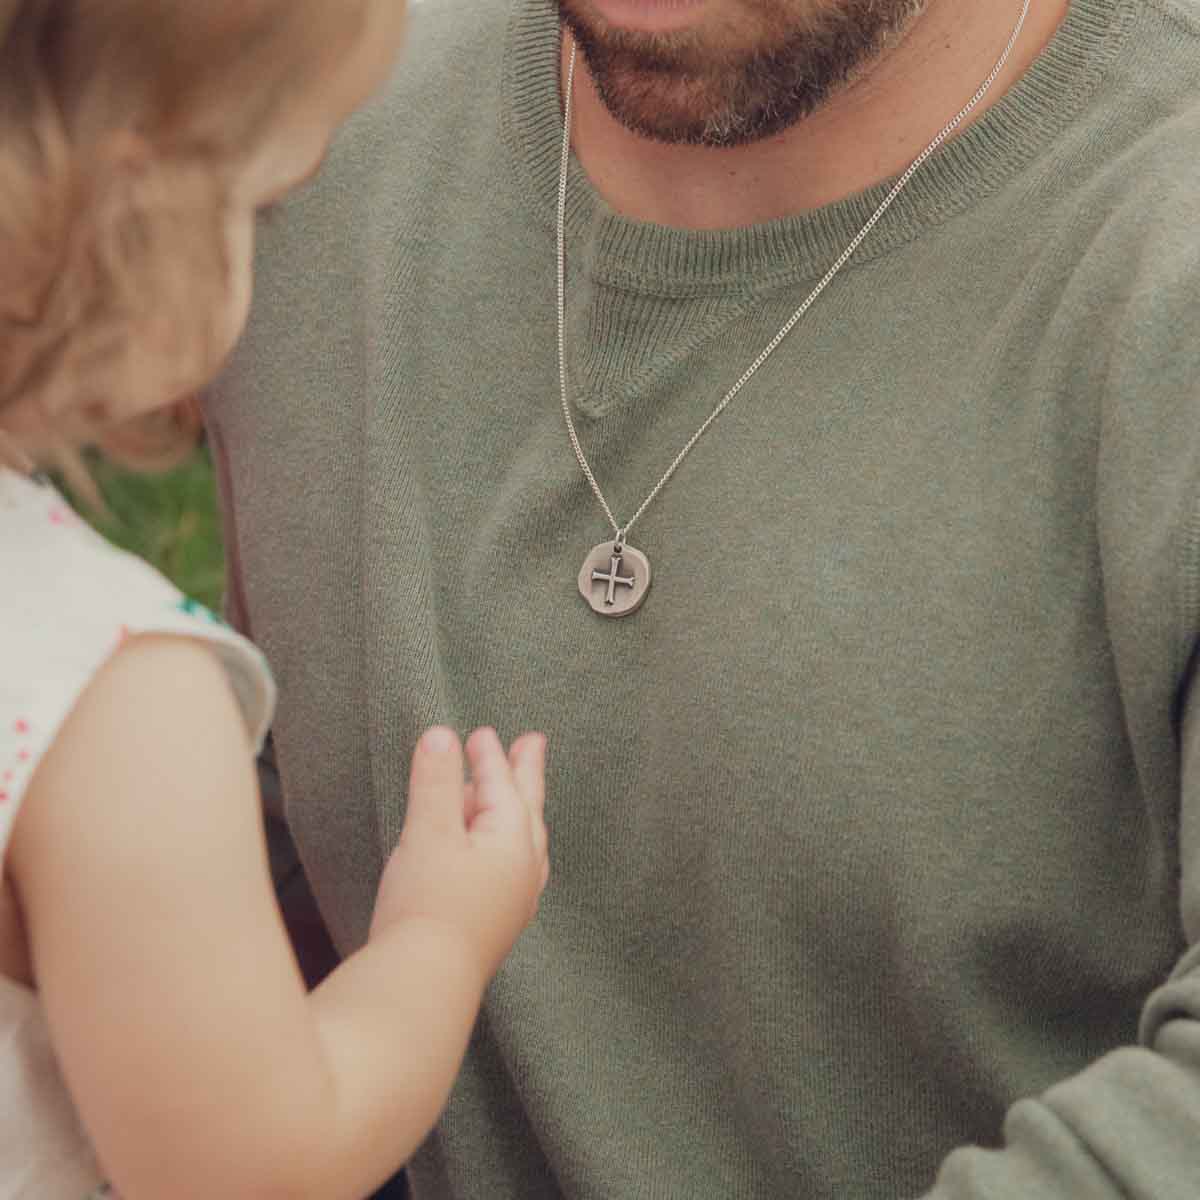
[605,103,810,149]
[566,32,825,148]
[558,0,933,148]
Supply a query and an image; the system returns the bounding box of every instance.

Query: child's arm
[9,633,547,1200]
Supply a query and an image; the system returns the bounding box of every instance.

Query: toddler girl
[0,2,549,1197]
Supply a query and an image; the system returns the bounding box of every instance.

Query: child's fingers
[465,727,508,792]
[508,733,546,820]
[509,733,548,866]
[465,727,524,830]
[462,780,481,826]
[405,726,466,836]
[513,741,547,847]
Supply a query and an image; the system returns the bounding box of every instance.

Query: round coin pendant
[578,541,651,618]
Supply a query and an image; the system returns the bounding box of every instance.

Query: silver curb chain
[557,0,1032,551]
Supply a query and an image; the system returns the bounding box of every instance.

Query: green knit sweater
[209,0,1200,1194]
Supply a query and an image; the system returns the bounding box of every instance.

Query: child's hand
[369,726,549,982]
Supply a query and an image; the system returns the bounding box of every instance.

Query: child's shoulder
[0,468,275,863]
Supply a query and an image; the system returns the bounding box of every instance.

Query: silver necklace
[561,1,1032,617]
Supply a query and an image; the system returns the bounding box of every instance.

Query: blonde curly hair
[0,0,370,469]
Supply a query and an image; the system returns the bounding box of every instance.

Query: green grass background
[64,448,225,612]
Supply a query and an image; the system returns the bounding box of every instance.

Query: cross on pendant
[592,554,636,606]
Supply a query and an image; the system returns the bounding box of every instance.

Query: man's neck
[565,0,1072,230]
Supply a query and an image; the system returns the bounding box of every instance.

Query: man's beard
[556,0,927,148]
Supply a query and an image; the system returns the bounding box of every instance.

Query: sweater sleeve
[917,141,1200,1200]
[919,687,1200,1199]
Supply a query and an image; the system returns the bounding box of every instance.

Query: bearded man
[208,0,1200,1195]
